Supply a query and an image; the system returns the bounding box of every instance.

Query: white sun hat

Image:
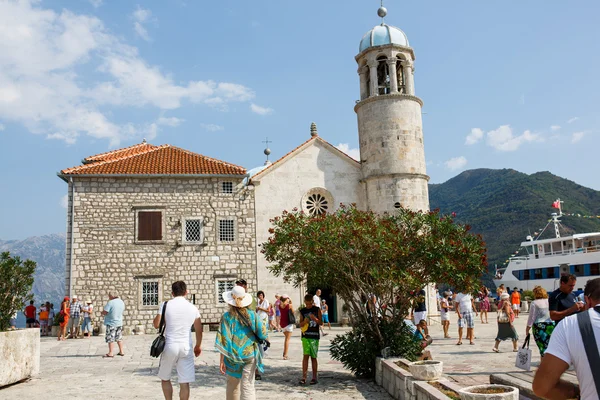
[222,286,253,308]
[501,292,510,300]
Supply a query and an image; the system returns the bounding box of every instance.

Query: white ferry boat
[494,199,600,292]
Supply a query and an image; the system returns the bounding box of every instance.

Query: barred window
[184,218,203,243]
[221,181,233,194]
[219,219,235,242]
[217,280,235,304]
[142,281,159,306]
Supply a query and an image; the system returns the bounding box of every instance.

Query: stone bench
[490,371,579,400]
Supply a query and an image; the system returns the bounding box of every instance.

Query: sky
[1,0,599,240]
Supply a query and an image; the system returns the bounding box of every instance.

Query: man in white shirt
[533,277,600,400]
[313,289,328,337]
[153,281,203,400]
[454,292,477,345]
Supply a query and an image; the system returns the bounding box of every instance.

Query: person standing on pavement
[101,292,125,358]
[479,286,490,324]
[492,292,518,353]
[256,291,270,329]
[440,291,452,338]
[413,288,428,335]
[81,300,93,338]
[299,294,322,385]
[68,295,82,338]
[47,302,55,335]
[511,287,521,318]
[274,294,282,332]
[549,274,584,323]
[279,295,294,360]
[454,291,477,345]
[533,277,600,400]
[24,300,36,328]
[216,285,267,400]
[312,290,328,337]
[153,281,203,400]
[321,300,331,330]
[525,286,555,357]
[58,297,70,341]
[39,303,49,336]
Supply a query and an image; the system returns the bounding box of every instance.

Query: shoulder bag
[288,307,296,325]
[240,311,270,358]
[515,333,532,371]
[577,307,600,397]
[150,301,168,358]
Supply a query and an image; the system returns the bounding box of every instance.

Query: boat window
[512,270,520,279]
[547,267,557,279]
[534,269,543,279]
[591,263,600,276]
[523,270,530,280]
[573,264,585,277]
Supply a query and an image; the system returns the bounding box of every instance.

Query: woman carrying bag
[278,295,295,360]
[493,292,519,353]
[525,286,555,357]
[216,285,267,400]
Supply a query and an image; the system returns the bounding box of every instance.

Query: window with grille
[219,219,235,242]
[217,280,235,304]
[137,210,162,241]
[184,218,204,243]
[221,181,233,194]
[142,281,159,306]
[306,193,328,216]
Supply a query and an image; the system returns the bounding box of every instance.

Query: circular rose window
[302,188,334,216]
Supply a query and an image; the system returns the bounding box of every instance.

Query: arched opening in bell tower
[396,55,405,94]
[376,55,390,95]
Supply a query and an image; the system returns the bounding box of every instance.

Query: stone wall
[0,329,40,387]
[65,176,256,332]
[253,139,366,311]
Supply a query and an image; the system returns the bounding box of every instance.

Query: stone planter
[521,301,529,313]
[0,329,40,387]
[340,316,350,327]
[51,326,59,337]
[409,360,443,381]
[459,384,518,400]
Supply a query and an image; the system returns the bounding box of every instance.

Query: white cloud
[200,123,224,132]
[335,143,360,161]
[60,195,68,209]
[0,123,4,131]
[567,117,579,124]
[465,128,484,145]
[156,117,184,127]
[486,125,543,152]
[250,103,273,115]
[444,156,467,171]
[571,131,586,144]
[132,6,152,41]
[550,125,561,131]
[0,0,256,147]
[89,0,103,8]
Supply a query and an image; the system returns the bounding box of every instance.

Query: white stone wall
[65,177,256,331]
[356,94,429,212]
[253,140,366,311]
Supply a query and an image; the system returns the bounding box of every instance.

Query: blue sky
[1,0,599,239]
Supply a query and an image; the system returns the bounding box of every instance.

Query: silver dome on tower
[359,4,409,52]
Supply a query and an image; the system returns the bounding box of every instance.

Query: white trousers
[226,360,257,400]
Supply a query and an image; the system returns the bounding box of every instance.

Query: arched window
[396,56,405,94]
[377,56,390,95]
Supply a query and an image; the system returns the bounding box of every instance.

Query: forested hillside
[429,169,600,287]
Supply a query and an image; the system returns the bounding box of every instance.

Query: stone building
[249,5,435,317]
[59,5,436,328]
[58,143,257,331]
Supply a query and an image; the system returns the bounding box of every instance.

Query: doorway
[308,286,337,323]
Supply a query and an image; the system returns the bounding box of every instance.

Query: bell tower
[356,5,429,213]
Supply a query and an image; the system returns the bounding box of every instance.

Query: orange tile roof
[83,142,157,163]
[250,135,360,181]
[61,143,246,177]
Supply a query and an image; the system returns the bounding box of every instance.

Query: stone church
[59,5,434,331]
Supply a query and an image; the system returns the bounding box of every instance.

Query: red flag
[552,201,560,209]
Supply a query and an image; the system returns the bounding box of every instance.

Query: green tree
[0,252,37,331]
[261,205,487,376]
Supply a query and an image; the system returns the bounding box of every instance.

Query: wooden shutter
[138,211,162,241]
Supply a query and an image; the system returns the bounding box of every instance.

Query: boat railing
[522,243,600,259]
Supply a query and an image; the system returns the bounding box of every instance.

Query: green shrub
[0,252,36,331]
[522,290,534,300]
[330,319,422,378]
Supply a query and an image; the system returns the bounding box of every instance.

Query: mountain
[429,168,600,286]
[0,233,66,304]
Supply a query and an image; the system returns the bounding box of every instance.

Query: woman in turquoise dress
[525,286,555,356]
[216,286,268,400]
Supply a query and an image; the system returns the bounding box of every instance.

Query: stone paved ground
[1,312,541,399]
